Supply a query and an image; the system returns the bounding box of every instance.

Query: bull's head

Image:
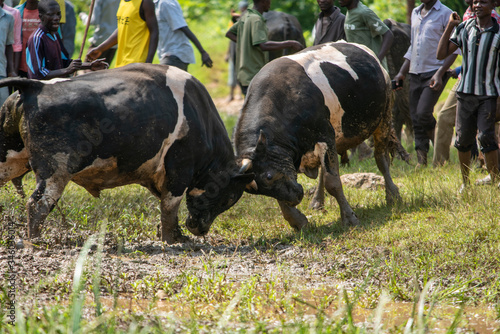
[184,168,254,236]
[240,130,304,206]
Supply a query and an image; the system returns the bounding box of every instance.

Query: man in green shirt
[339,0,393,70]
[225,0,303,95]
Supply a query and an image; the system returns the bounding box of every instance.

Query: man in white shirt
[393,0,458,167]
[154,0,212,71]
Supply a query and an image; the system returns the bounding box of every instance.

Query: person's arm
[429,53,457,90]
[437,12,460,60]
[393,58,410,90]
[86,29,118,61]
[142,0,158,63]
[378,29,393,62]
[179,26,213,67]
[226,20,239,43]
[226,30,237,43]
[258,40,304,52]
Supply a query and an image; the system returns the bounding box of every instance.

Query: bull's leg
[372,125,402,205]
[12,176,26,198]
[26,176,69,238]
[278,200,308,231]
[309,167,325,210]
[160,192,190,244]
[323,147,359,227]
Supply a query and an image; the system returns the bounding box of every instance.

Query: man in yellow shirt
[86,0,158,67]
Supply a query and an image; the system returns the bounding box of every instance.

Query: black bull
[0,64,253,243]
[264,10,307,61]
[235,42,408,229]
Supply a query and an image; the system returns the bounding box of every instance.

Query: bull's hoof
[162,228,191,245]
[341,212,359,227]
[27,224,41,239]
[288,210,308,231]
[309,199,324,210]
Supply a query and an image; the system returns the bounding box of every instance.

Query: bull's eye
[266,172,273,180]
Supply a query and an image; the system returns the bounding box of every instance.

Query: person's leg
[458,150,472,185]
[433,84,458,166]
[409,74,427,165]
[476,97,499,183]
[455,93,479,189]
[416,72,450,156]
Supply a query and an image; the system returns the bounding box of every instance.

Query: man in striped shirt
[437,0,500,191]
[27,0,107,79]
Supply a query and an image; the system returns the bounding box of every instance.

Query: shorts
[454,92,498,153]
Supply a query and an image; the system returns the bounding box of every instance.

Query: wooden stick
[78,0,97,60]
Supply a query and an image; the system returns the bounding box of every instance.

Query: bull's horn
[0,77,44,92]
[239,158,252,173]
[246,180,258,191]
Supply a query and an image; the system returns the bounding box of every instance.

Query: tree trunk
[407,0,415,24]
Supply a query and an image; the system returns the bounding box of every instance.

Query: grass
[1,8,499,334]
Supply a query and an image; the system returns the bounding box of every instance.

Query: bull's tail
[388,127,410,163]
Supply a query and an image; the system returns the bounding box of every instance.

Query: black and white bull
[235,41,407,230]
[0,63,253,243]
[264,10,306,61]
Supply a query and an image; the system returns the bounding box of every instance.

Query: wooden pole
[78,0,96,60]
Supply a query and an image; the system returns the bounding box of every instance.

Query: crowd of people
[0,0,499,190]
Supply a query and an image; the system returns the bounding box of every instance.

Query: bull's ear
[232,172,255,185]
[256,129,267,154]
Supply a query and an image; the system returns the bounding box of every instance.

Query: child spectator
[26,0,107,80]
[16,0,39,77]
[436,0,500,190]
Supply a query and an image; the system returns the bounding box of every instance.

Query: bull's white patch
[44,78,71,85]
[284,43,358,136]
[154,67,192,174]
[283,42,388,137]
[0,148,30,186]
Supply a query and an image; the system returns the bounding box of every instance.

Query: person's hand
[201,51,213,68]
[90,58,109,71]
[429,72,444,91]
[449,67,460,79]
[289,41,304,51]
[448,12,461,27]
[392,73,405,91]
[86,47,102,62]
[67,59,83,74]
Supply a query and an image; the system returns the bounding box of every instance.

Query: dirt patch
[213,95,245,116]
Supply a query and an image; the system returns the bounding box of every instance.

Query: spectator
[1,0,21,76]
[433,0,500,167]
[226,0,248,101]
[437,0,500,190]
[86,0,158,68]
[80,0,120,65]
[393,0,457,167]
[313,0,346,45]
[26,0,107,80]
[16,0,39,77]
[60,0,75,56]
[225,0,304,96]
[0,0,15,106]
[154,0,212,71]
[338,0,393,69]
